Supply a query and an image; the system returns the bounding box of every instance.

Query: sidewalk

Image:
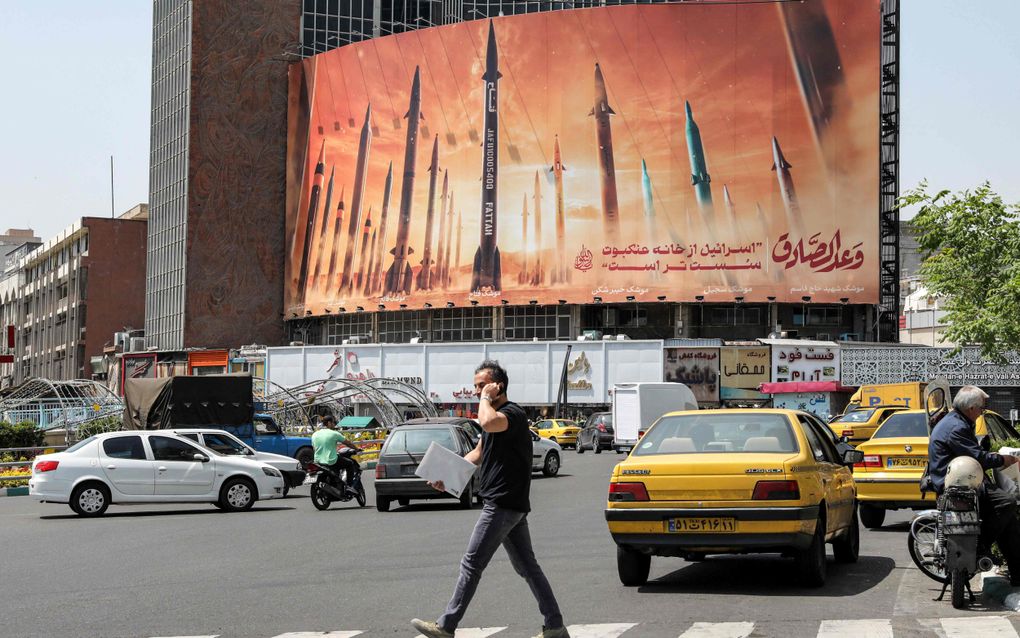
[982,569,1020,610]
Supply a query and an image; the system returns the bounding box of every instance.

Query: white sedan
[29,431,285,516]
[530,431,562,477]
[170,428,307,495]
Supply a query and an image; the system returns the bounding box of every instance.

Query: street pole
[554,344,572,419]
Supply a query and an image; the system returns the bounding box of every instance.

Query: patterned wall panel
[841,347,1020,386]
[184,0,298,347]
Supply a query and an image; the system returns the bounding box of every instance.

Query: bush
[0,421,44,449]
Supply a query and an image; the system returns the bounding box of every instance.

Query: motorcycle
[307,448,367,510]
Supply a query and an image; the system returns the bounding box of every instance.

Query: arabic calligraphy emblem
[574,245,593,272]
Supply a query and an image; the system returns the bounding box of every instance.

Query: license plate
[667,517,737,533]
[886,456,926,468]
[401,464,418,476]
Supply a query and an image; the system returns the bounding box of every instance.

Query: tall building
[146,0,298,349]
[1,212,147,385]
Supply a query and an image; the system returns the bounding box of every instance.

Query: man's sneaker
[411,618,454,637]
[533,627,570,638]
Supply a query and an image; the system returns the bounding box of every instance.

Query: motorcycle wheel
[951,568,968,609]
[907,515,949,584]
[310,483,332,511]
[355,482,366,508]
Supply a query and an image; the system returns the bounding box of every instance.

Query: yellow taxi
[853,409,1018,528]
[606,409,862,587]
[827,405,908,445]
[530,419,581,449]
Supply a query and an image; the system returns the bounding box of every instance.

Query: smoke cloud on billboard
[285,1,880,315]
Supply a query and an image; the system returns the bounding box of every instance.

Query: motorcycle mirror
[924,379,952,434]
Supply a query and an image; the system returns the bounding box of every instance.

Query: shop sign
[663,348,720,404]
[720,347,770,389]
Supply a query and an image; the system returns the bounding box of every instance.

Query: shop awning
[759,381,854,394]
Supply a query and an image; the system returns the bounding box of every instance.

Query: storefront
[265,340,666,418]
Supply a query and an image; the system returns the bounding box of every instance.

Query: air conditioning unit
[288,341,304,346]
[839,332,860,341]
[113,331,129,351]
[580,330,602,341]
[129,337,146,352]
[815,333,830,341]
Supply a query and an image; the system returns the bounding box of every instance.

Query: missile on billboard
[771,136,804,234]
[365,228,378,296]
[435,169,450,290]
[590,63,620,242]
[441,191,454,288]
[454,209,462,286]
[723,184,740,241]
[684,101,713,210]
[416,136,441,290]
[296,140,326,300]
[641,158,658,249]
[470,21,502,293]
[356,208,373,291]
[551,136,569,284]
[385,67,423,296]
[311,166,335,288]
[518,193,529,285]
[368,161,393,295]
[326,186,345,288]
[531,170,544,285]
[339,104,373,295]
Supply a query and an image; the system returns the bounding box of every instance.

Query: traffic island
[0,486,29,497]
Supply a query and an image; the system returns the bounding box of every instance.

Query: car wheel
[282,484,290,498]
[617,546,650,586]
[833,503,860,564]
[376,495,391,512]
[859,503,886,529]
[296,447,314,470]
[594,439,602,454]
[398,497,410,507]
[795,516,827,587]
[219,477,257,512]
[70,482,110,517]
[543,452,560,477]
[310,482,332,510]
[576,438,585,454]
[459,484,474,509]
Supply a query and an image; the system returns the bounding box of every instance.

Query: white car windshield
[202,432,253,456]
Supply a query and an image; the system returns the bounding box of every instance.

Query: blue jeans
[438,503,564,631]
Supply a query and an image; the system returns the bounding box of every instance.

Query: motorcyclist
[311,415,361,496]
[928,385,1020,583]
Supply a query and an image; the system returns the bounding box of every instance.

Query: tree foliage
[904,181,1020,360]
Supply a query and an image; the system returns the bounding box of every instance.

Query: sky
[0,0,1017,243]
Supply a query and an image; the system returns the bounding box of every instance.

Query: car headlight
[262,466,282,478]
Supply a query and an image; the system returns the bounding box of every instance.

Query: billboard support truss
[878,0,901,342]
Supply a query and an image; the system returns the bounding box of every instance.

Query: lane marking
[817,619,893,638]
[941,616,1018,638]
[273,633,364,638]
[417,628,506,638]
[678,622,755,638]
[566,623,638,637]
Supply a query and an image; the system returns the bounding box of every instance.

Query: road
[1,449,1016,638]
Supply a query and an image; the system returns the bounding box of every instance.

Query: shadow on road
[640,554,896,596]
[40,505,295,520]
[867,521,911,533]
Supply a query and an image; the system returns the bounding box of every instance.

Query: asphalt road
[1,449,1015,638]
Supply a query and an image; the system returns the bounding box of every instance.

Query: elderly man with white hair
[929,385,1020,583]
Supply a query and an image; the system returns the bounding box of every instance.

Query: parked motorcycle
[307,448,367,510]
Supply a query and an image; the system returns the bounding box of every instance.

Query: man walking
[412,360,569,638]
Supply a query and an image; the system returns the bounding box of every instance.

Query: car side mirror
[839,435,850,444]
[842,449,864,466]
[193,453,210,463]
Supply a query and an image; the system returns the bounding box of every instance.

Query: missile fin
[493,248,501,291]
[606,105,616,115]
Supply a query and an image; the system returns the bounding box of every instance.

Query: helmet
[945,456,984,490]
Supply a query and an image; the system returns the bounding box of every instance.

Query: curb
[0,486,29,497]
[981,570,1020,610]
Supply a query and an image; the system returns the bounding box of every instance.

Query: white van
[612,382,698,452]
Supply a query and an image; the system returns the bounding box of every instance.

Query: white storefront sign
[265,340,665,404]
[762,339,840,384]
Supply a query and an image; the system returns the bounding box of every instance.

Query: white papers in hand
[415,441,478,498]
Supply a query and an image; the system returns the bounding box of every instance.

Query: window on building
[504,305,570,341]
[379,310,427,343]
[706,305,763,327]
[432,307,493,342]
[322,313,373,345]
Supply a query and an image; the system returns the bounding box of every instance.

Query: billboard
[286,1,879,315]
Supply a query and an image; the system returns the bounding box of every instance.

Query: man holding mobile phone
[411,360,569,638]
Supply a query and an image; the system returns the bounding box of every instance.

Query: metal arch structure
[0,377,124,430]
[262,377,437,428]
[253,377,315,432]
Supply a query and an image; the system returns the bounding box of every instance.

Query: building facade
[1,214,147,385]
[146,0,296,350]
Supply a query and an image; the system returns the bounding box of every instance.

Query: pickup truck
[216,414,316,469]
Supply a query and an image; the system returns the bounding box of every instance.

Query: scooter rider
[311,415,361,495]
[928,385,1020,583]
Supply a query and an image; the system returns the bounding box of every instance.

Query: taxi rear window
[872,412,927,439]
[833,409,875,423]
[634,414,799,455]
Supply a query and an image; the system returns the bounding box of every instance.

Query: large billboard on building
[286,1,879,315]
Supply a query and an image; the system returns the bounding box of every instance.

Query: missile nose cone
[684,101,693,120]
[317,139,326,163]
[412,66,421,91]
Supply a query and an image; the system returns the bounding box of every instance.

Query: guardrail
[0,445,67,482]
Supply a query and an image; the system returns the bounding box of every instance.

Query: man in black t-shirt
[412,360,569,638]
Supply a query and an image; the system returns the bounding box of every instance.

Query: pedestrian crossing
[151,616,1020,638]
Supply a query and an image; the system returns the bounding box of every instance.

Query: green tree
[903,181,1020,360]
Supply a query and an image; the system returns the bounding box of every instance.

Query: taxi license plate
[886,456,926,468]
[667,517,736,533]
